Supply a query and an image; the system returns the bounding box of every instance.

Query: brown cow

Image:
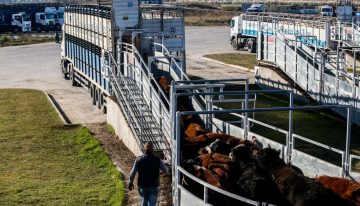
[256,148,355,206]
[184,122,207,139]
[314,176,360,206]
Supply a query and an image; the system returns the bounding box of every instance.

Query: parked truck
[34,11,56,32]
[320,5,336,17]
[230,13,336,53]
[0,11,31,33]
[60,3,185,113]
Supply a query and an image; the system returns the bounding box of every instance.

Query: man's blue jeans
[138,187,158,206]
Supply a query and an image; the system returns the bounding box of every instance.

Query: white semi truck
[34,11,55,32]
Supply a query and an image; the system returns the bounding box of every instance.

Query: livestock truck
[230,13,336,53]
[0,11,31,33]
[60,2,185,114]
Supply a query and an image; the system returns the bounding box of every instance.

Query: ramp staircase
[104,42,172,160]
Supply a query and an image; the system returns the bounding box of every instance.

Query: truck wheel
[70,67,78,86]
[97,89,103,109]
[231,38,240,50]
[90,84,96,105]
[95,88,100,108]
[61,61,69,80]
[247,39,256,53]
[13,27,19,33]
[36,26,41,32]
[99,92,107,114]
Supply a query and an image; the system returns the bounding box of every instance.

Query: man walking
[128,142,168,206]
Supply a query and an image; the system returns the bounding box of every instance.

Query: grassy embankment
[0,89,125,205]
[0,35,55,47]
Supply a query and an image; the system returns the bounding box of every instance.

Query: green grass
[204,53,258,69]
[0,89,124,205]
[0,35,55,47]
[347,68,360,74]
[106,124,116,135]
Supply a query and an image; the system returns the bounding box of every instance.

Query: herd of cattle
[155,76,360,205]
[179,116,360,206]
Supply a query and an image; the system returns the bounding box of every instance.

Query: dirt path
[86,123,172,206]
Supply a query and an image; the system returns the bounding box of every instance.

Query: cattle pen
[169,79,357,205]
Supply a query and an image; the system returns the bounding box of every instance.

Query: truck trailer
[60,3,185,114]
[230,13,336,52]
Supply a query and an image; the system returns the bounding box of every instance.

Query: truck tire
[70,66,78,86]
[36,26,42,32]
[90,84,96,105]
[247,39,256,53]
[231,38,240,50]
[13,27,19,33]
[99,92,107,114]
[62,61,69,80]
[95,87,100,108]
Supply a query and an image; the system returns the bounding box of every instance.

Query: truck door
[12,15,23,30]
[230,17,238,38]
[40,14,45,25]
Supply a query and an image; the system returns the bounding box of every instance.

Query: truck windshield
[322,8,332,12]
[46,14,55,19]
[23,15,31,21]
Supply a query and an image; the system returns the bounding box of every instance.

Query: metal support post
[336,46,340,104]
[353,50,357,108]
[244,81,249,139]
[204,186,208,204]
[344,107,352,177]
[287,91,294,165]
[175,112,182,206]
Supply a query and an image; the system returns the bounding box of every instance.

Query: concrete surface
[0,26,254,124]
[185,26,255,81]
[0,43,106,124]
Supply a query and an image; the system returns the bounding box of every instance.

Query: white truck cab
[35,12,55,31]
[11,13,31,32]
[320,5,334,16]
[230,15,257,53]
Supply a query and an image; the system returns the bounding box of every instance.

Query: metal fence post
[204,186,208,204]
[344,107,353,177]
[175,112,182,206]
[287,91,294,164]
[244,82,249,139]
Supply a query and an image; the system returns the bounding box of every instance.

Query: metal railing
[172,86,354,205]
[120,42,172,145]
[259,28,360,113]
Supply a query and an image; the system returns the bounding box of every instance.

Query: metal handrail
[153,42,189,81]
[106,53,146,147]
[119,43,172,148]
[177,167,260,205]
